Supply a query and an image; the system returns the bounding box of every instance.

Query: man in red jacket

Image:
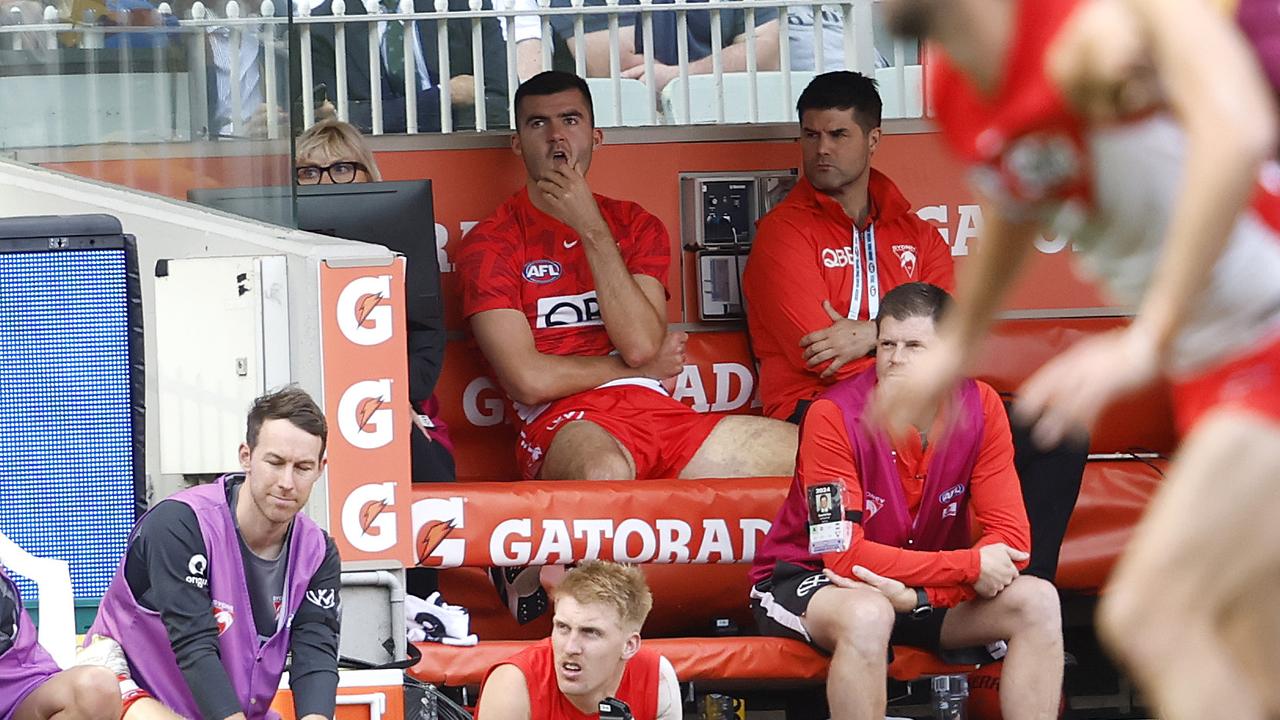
[744,71,1087,588]
[743,71,954,424]
[476,561,680,720]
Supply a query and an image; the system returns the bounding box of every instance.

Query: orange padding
[412,477,791,569]
[409,638,979,687]
[413,462,1165,592]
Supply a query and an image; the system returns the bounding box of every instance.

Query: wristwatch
[909,588,933,620]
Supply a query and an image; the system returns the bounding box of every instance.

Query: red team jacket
[744,172,955,420]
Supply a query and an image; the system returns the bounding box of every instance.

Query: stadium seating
[408,316,1171,693]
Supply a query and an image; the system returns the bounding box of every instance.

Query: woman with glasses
[295,119,382,185]
[294,119,456,497]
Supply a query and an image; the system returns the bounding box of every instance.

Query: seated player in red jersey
[475,561,680,720]
[877,1,1280,718]
[750,284,1062,720]
[455,70,797,484]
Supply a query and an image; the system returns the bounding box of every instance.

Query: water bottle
[930,674,969,720]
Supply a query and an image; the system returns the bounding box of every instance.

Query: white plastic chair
[0,531,77,668]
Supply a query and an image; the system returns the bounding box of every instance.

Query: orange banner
[319,260,415,566]
[411,477,791,569]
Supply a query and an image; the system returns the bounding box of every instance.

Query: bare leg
[1099,410,1280,720]
[679,416,798,478]
[939,575,1063,720]
[14,667,120,720]
[539,420,636,480]
[800,584,895,720]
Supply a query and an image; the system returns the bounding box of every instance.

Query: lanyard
[847,223,879,321]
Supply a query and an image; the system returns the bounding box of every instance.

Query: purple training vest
[751,368,984,583]
[0,567,61,720]
[89,476,329,720]
[828,368,983,551]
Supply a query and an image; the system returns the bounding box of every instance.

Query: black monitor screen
[187,181,440,330]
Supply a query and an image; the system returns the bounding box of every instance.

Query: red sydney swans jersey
[481,638,662,720]
[456,187,670,359]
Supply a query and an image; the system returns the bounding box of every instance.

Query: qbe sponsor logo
[337,379,394,449]
[337,274,394,346]
[536,291,602,329]
[341,481,399,553]
[821,246,858,269]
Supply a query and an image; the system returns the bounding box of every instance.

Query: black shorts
[750,562,1003,664]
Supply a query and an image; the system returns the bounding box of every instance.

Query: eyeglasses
[295,161,368,185]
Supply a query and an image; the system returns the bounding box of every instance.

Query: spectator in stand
[0,565,121,720]
[476,561,680,720]
[295,118,455,484]
[303,0,510,132]
[743,71,1086,583]
[516,0,778,92]
[750,283,1064,720]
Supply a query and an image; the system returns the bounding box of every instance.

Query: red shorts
[516,384,723,480]
[1171,330,1280,435]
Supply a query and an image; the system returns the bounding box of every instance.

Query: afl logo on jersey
[523,259,562,284]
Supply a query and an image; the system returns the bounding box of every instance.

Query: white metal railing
[0,0,922,149]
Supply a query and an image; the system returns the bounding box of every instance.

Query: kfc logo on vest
[336,275,394,346]
[536,291,603,329]
[865,492,886,520]
[185,554,208,589]
[523,259,562,284]
[337,379,394,449]
[212,600,234,635]
[891,244,918,278]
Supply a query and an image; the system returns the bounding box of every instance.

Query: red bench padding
[410,637,977,687]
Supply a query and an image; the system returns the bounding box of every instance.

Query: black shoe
[488,565,549,625]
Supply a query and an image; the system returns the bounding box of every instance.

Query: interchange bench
[409,316,1175,693]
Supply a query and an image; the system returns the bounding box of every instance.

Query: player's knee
[1004,576,1061,638]
[832,592,895,655]
[578,451,634,480]
[66,666,123,720]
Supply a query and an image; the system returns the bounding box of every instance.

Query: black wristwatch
[909,588,933,620]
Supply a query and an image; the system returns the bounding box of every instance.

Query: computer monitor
[186,181,440,330]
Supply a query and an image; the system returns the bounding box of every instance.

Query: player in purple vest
[750,283,1063,720]
[0,565,120,720]
[81,386,342,720]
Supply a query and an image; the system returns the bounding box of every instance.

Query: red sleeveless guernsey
[483,638,661,720]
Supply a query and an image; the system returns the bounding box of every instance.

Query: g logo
[337,275,394,346]
[338,379,394,449]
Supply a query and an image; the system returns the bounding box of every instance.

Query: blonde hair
[553,561,653,631]
[295,119,383,181]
